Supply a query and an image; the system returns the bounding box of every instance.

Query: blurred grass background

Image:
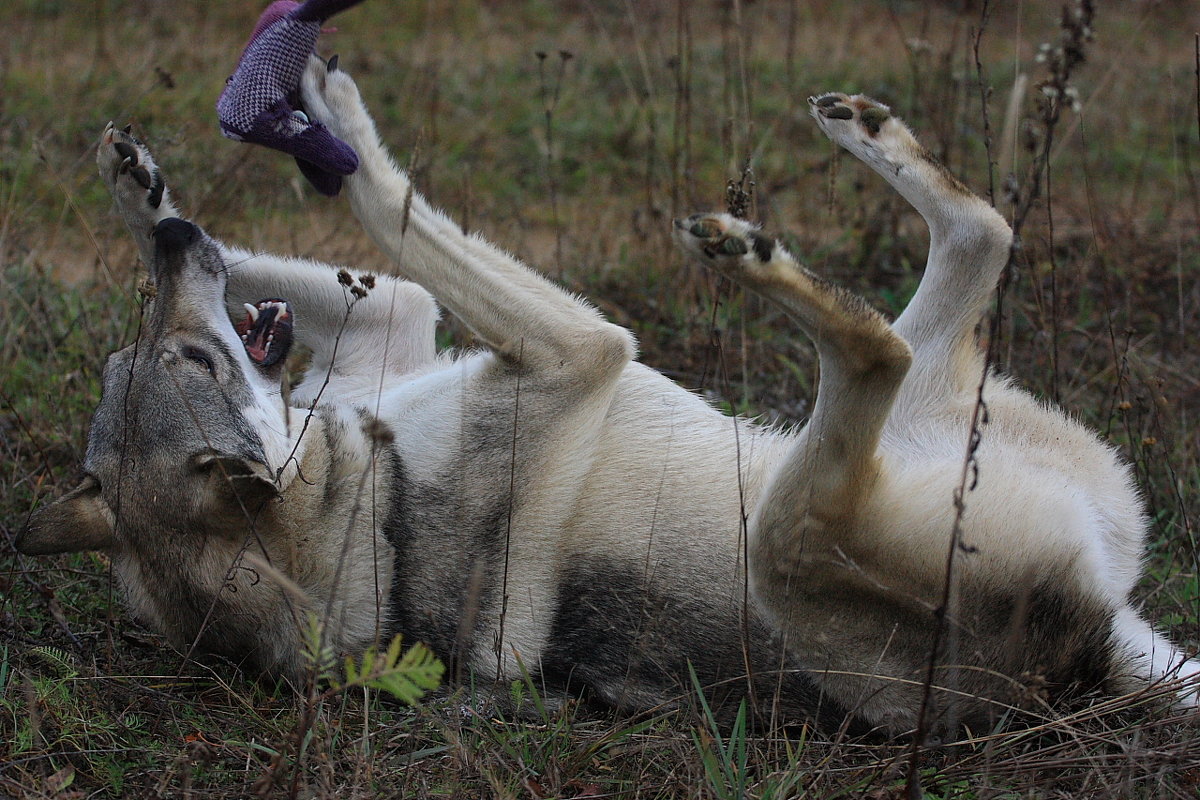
[3,0,1200,797]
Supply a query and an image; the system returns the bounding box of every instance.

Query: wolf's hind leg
[674,213,910,565]
[676,213,921,725]
[810,94,1011,391]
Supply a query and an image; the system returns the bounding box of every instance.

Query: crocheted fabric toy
[217,0,365,195]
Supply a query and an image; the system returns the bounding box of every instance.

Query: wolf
[17,55,1199,735]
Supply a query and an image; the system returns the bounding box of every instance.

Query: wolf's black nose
[152,217,198,252]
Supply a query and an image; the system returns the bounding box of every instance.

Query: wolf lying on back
[19,55,1199,735]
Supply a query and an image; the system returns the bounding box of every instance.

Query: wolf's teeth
[244,303,260,322]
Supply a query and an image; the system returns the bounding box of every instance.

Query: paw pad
[113,141,138,162]
[859,107,890,135]
[809,93,892,138]
[100,124,166,210]
[713,236,748,257]
[675,214,772,263]
[674,212,781,280]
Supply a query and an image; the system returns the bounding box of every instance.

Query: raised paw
[810,93,894,137]
[299,53,370,152]
[97,123,171,227]
[672,213,775,277]
[808,93,926,178]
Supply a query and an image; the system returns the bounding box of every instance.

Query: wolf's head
[17,218,307,675]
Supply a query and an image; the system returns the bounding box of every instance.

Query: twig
[711,297,758,725]
[494,338,523,683]
[972,0,996,206]
[536,50,572,280]
[669,0,694,220]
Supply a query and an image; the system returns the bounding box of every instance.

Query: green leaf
[334,636,444,706]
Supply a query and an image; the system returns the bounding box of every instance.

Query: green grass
[3,0,1200,797]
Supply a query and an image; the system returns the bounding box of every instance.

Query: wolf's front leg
[299,55,634,389]
[299,55,637,686]
[98,123,178,268]
[98,126,438,382]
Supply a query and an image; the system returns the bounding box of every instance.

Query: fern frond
[28,646,76,678]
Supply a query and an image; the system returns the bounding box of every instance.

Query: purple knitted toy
[218,0,365,195]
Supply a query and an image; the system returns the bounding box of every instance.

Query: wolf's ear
[193,453,280,512]
[16,475,115,555]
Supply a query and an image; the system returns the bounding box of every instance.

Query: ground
[2,1,1200,797]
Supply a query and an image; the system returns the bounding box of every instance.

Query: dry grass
[3,0,1200,797]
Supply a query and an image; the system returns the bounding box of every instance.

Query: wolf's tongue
[245,329,270,363]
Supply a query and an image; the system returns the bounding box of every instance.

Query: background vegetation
[3,0,1199,796]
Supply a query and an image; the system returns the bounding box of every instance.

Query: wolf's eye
[182,347,216,377]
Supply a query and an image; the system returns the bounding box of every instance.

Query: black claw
[815,95,840,108]
[327,54,340,72]
[122,123,133,134]
[114,141,139,163]
[822,105,854,120]
[131,165,153,189]
[147,168,165,209]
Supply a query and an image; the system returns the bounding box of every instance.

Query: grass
[3,0,1200,797]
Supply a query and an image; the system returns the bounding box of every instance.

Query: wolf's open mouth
[236,299,293,368]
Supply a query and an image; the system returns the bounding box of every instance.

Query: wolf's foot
[810,93,894,136]
[809,93,930,175]
[299,54,372,155]
[98,123,173,236]
[672,213,777,281]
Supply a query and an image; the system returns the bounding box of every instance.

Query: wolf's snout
[153,217,198,252]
